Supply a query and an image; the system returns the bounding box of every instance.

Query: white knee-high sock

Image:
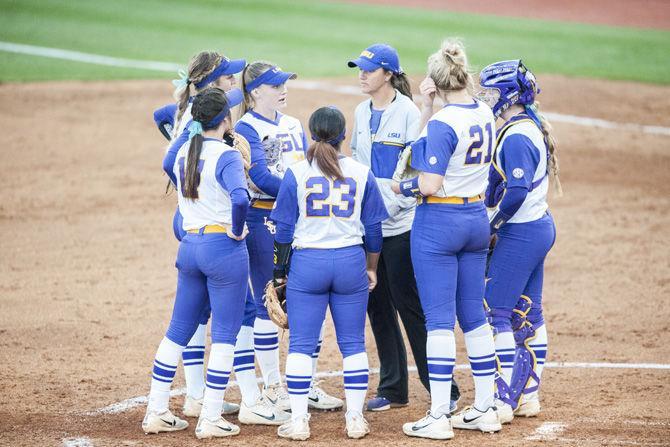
[528,324,548,391]
[234,325,261,406]
[494,331,515,386]
[343,352,368,415]
[254,317,281,386]
[201,343,234,421]
[182,324,206,399]
[426,329,456,416]
[147,337,184,414]
[286,353,312,420]
[464,324,497,410]
[310,322,325,391]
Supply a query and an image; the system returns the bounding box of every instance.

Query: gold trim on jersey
[186,224,230,234]
[251,199,275,210]
[418,194,484,205]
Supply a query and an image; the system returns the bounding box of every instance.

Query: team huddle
[142,38,560,441]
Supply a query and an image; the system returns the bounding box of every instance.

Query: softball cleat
[451,405,502,432]
[308,383,344,411]
[277,414,311,441]
[345,411,370,439]
[514,393,541,417]
[183,395,239,417]
[195,416,240,438]
[402,411,454,440]
[142,409,189,434]
[495,399,514,424]
[263,383,291,412]
[239,396,291,425]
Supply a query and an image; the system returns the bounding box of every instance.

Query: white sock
[343,352,368,415]
[310,322,325,391]
[426,329,456,416]
[147,337,183,414]
[234,325,261,406]
[494,331,515,386]
[201,343,234,421]
[528,324,548,390]
[254,318,281,386]
[182,324,206,399]
[464,324,497,410]
[286,353,312,420]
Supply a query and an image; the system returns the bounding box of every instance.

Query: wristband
[489,209,513,234]
[400,176,421,197]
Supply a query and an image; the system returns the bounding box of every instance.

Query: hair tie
[188,120,203,139]
[311,129,345,146]
[172,69,190,89]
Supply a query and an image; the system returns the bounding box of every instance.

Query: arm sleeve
[235,121,282,196]
[215,151,250,236]
[270,168,299,243]
[153,103,177,141]
[363,222,383,253]
[361,171,390,226]
[410,120,458,175]
[500,133,541,189]
[162,127,190,185]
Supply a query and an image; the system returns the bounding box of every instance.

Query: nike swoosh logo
[252,411,276,421]
[308,396,319,403]
[462,414,481,424]
[412,422,432,431]
[266,396,277,404]
[160,418,176,426]
[215,425,233,432]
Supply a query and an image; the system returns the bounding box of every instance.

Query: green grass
[1,0,669,83]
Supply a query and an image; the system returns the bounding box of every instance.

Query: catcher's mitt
[392,145,420,183]
[231,132,252,172]
[263,280,288,329]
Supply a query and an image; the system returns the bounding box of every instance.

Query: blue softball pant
[286,246,369,358]
[165,231,248,346]
[411,202,490,333]
[486,212,556,331]
[173,207,256,327]
[245,206,274,320]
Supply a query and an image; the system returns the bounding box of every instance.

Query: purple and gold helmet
[478,59,539,118]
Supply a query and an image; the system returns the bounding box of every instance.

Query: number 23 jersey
[410,99,496,198]
[271,157,388,249]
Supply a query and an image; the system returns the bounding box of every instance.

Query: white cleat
[495,400,514,424]
[402,411,454,440]
[514,393,541,417]
[142,409,189,434]
[263,383,291,412]
[308,383,344,411]
[183,395,239,417]
[278,414,311,441]
[195,416,240,439]
[345,411,370,439]
[239,396,291,425]
[451,406,502,433]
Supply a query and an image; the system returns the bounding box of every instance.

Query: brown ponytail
[534,102,563,196]
[390,72,412,100]
[307,107,347,181]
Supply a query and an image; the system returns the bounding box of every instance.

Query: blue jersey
[271,157,388,249]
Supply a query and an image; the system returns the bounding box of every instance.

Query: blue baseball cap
[225,88,244,108]
[245,66,297,92]
[348,44,403,74]
[194,57,246,89]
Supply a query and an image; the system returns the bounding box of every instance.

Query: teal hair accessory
[188,120,203,139]
[172,69,190,89]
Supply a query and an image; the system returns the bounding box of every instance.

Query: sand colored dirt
[0,72,669,446]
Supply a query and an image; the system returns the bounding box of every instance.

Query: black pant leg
[366,250,409,403]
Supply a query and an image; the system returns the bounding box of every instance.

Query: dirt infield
[0,72,669,446]
[348,0,670,29]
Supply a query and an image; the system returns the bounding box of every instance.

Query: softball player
[478,60,560,423]
[154,51,281,425]
[143,88,249,438]
[270,106,389,440]
[348,43,460,412]
[391,40,501,439]
[235,62,342,412]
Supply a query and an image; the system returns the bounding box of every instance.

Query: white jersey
[288,158,374,249]
[411,100,496,198]
[174,139,237,230]
[496,120,549,223]
[351,90,420,236]
[172,103,193,141]
[236,110,307,200]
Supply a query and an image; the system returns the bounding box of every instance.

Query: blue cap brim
[347,57,380,72]
[266,71,297,86]
[222,58,246,75]
[225,88,244,107]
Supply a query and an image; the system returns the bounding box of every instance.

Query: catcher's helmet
[478,60,539,118]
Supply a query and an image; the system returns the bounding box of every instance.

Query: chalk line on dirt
[85,361,670,416]
[62,438,93,447]
[525,421,567,441]
[2,41,670,137]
